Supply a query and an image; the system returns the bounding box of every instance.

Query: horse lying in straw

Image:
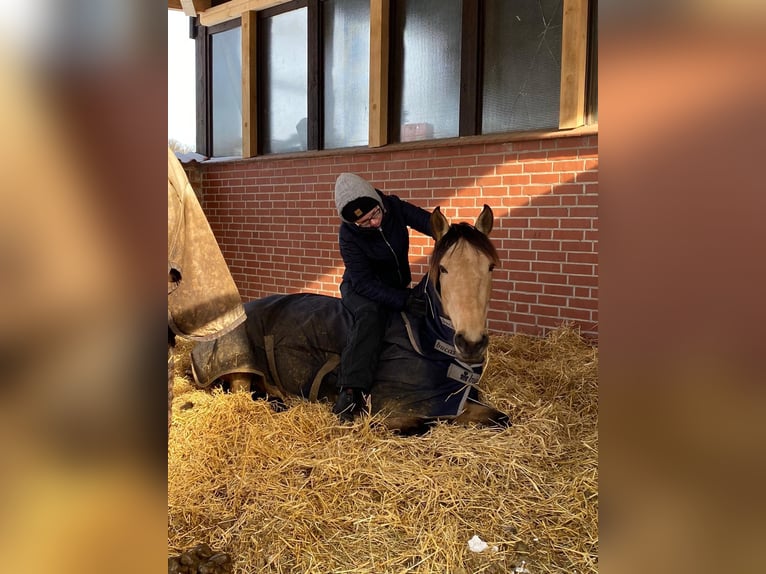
[191,205,510,434]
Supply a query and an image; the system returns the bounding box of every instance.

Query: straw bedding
[168,325,597,573]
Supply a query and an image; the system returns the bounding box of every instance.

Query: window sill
[192,123,598,165]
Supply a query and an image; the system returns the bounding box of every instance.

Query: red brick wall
[196,132,598,338]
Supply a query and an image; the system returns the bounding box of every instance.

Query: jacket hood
[334,173,383,223]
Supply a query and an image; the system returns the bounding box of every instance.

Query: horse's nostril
[454,332,488,360]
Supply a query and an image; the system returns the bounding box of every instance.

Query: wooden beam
[559,0,588,129]
[241,11,258,158]
[168,1,183,10]
[369,0,389,147]
[199,0,291,27]
[180,0,211,17]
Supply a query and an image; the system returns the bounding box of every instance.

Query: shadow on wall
[195,139,599,338]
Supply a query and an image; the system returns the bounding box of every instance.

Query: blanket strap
[309,354,341,402]
[400,312,425,357]
[264,335,285,393]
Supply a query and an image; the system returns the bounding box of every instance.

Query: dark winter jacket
[339,191,433,310]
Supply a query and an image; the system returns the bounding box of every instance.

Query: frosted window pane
[212,27,242,157]
[263,8,308,154]
[323,0,370,149]
[482,0,562,134]
[397,0,461,142]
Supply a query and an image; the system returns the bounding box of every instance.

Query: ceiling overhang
[168,1,294,26]
[168,1,212,17]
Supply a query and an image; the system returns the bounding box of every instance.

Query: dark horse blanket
[191,276,492,421]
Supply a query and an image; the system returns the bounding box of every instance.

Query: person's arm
[397,196,434,238]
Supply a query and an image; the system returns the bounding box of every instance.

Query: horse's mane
[428,222,499,282]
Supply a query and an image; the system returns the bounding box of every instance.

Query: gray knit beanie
[334,173,382,223]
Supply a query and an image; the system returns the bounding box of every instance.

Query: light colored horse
[429,204,495,364]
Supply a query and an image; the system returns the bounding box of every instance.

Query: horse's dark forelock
[429,222,500,282]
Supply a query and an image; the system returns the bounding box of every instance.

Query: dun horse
[192,205,510,434]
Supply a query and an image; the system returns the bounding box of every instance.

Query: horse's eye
[439,265,448,274]
[489,263,496,272]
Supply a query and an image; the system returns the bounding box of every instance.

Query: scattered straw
[169,325,597,573]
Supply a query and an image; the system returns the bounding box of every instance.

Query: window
[262,7,308,153]
[391,0,462,142]
[195,0,592,157]
[391,0,564,141]
[257,0,370,154]
[482,0,562,134]
[211,24,243,156]
[323,0,370,149]
[195,18,242,158]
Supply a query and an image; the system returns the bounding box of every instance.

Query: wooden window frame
[195,17,242,157]
[194,0,593,157]
[559,0,589,129]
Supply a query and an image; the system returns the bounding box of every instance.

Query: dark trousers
[338,282,390,393]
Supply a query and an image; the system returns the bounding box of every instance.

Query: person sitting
[331,173,433,422]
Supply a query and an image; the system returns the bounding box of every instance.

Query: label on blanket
[434,338,456,357]
[447,363,482,385]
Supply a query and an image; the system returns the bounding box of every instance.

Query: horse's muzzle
[453,332,489,363]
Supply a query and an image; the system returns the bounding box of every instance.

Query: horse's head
[428,205,498,364]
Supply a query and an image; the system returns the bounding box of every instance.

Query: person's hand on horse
[405,289,428,318]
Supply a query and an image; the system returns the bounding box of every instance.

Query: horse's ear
[475,204,493,236]
[430,206,450,241]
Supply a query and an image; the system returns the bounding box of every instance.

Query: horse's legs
[225,372,253,393]
[378,415,437,436]
[454,401,511,428]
